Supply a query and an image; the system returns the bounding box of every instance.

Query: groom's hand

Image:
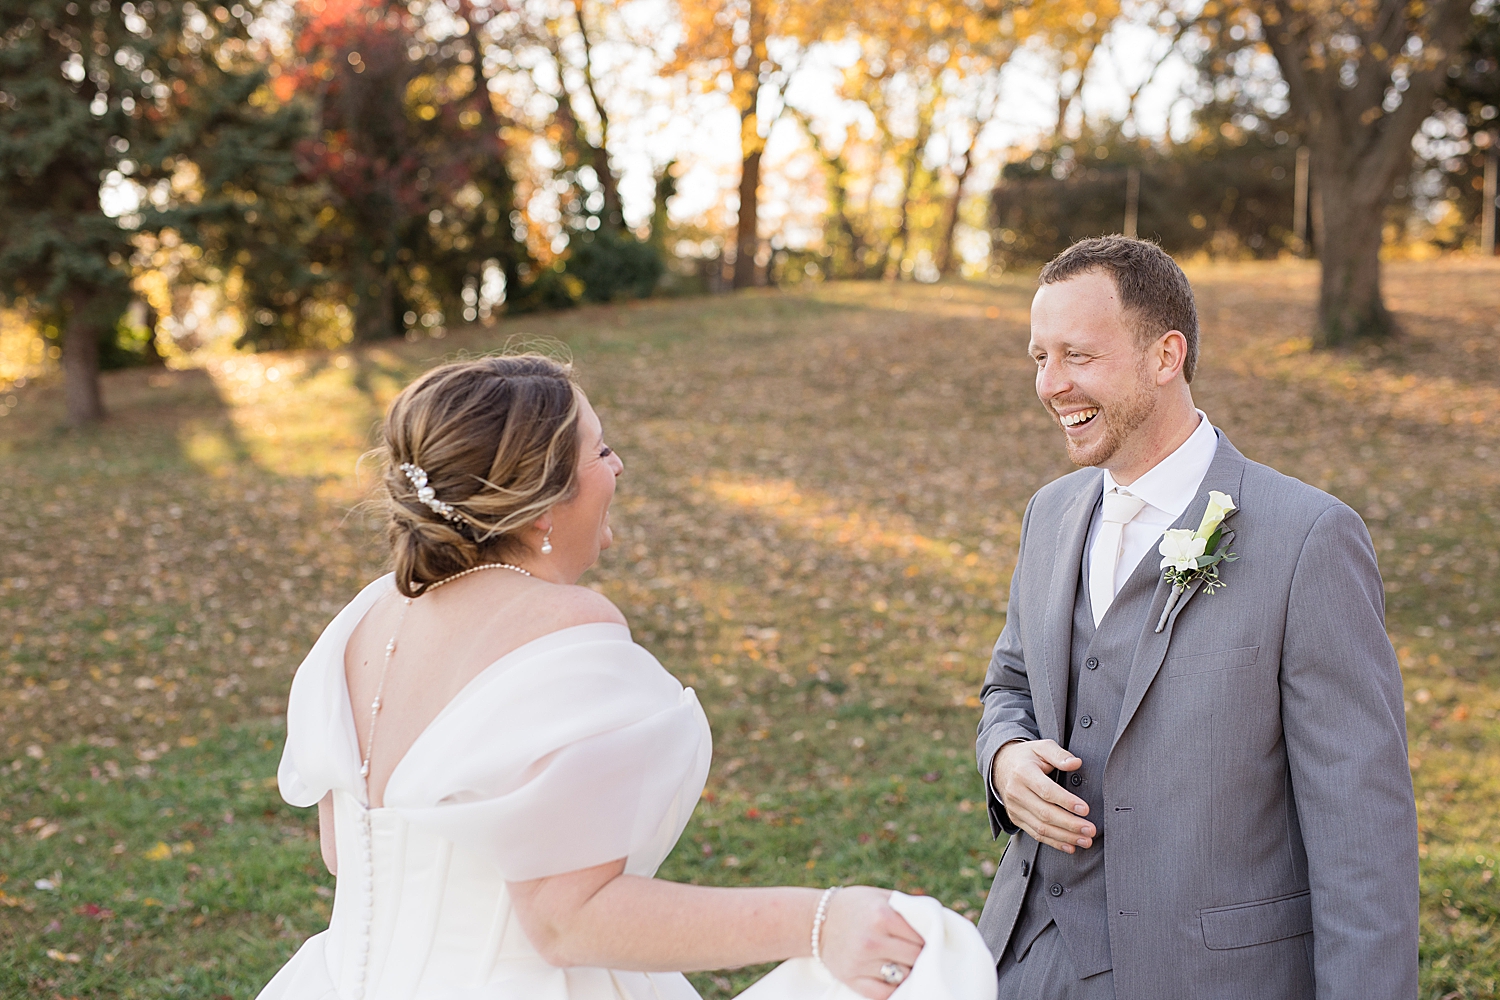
[991,740,1096,853]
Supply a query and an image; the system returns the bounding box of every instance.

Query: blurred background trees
[2,0,1497,423]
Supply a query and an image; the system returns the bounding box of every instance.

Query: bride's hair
[376,354,581,597]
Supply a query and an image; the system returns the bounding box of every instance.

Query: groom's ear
[1151,329,1189,385]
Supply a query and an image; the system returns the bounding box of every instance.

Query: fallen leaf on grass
[15,816,57,839]
[46,948,82,963]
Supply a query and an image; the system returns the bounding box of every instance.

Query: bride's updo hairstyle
[377,354,581,597]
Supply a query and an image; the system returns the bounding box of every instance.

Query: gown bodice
[256,575,711,1000]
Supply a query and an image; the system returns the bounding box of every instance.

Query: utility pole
[1293,146,1310,257]
[1124,166,1140,239]
[1484,143,1497,257]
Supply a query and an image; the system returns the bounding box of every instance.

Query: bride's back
[345,577,624,809]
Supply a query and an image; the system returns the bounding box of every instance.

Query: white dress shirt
[1084,410,1219,617]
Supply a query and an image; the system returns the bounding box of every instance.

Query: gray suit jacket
[974,432,1419,999]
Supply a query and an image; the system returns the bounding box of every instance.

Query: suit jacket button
[1079,715,1093,729]
[1085,657,1099,670]
[1020,860,1030,877]
[1049,883,1064,897]
[1070,774,1083,787]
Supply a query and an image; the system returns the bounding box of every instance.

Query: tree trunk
[884,115,932,281]
[1052,37,1101,146]
[353,256,399,340]
[884,175,914,280]
[1311,168,1392,347]
[790,109,867,278]
[353,188,401,340]
[649,160,676,249]
[733,148,762,289]
[569,0,623,230]
[63,290,105,426]
[1256,0,1473,348]
[936,151,974,278]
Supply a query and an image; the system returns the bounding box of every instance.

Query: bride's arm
[508,860,922,1000]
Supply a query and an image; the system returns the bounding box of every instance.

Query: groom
[972,237,1418,999]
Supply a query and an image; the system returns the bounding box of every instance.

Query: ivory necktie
[1090,489,1147,626]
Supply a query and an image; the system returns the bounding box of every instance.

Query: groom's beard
[1055,364,1158,469]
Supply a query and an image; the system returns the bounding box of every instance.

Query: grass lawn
[2,258,1498,999]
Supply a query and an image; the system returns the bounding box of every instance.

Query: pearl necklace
[359,563,533,782]
[424,561,531,590]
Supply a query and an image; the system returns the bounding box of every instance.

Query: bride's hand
[817,886,925,999]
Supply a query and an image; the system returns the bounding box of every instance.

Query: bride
[255,355,936,1000]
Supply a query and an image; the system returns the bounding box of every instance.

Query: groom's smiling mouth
[1059,407,1100,428]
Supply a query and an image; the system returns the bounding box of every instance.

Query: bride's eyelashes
[599,445,613,458]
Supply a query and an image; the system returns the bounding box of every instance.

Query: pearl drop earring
[540,528,553,555]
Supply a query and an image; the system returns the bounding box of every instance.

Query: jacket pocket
[1166,644,1260,677]
[1199,890,1313,950]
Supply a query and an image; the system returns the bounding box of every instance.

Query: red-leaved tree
[239,0,529,344]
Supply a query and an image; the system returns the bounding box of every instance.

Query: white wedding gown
[256,575,996,1000]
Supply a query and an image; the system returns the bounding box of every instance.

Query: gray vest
[1008,517,1164,979]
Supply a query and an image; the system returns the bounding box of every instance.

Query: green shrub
[564,229,664,303]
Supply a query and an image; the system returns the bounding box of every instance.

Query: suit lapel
[1111,434,1248,750]
[1037,472,1102,742]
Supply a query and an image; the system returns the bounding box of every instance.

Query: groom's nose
[1036,357,1071,402]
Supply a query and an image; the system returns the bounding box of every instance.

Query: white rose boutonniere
[1154,490,1239,632]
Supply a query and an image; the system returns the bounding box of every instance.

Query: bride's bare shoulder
[523,581,628,632]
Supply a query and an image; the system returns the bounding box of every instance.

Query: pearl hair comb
[399,462,464,524]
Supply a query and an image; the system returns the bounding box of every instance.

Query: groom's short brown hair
[1039,236,1200,383]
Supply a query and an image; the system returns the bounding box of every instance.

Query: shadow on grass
[0,359,374,997]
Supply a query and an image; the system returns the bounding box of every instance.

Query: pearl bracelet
[811,886,839,966]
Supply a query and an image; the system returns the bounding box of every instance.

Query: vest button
[1079,715,1093,729]
[1020,860,1030,877]
[1085,657,1099,670]
[1049,883,1064,897]
[1070,773,1083,787]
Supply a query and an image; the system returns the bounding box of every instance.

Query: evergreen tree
[0,0,289,424]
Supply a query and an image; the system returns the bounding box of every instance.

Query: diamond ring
[879,962,907,985]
